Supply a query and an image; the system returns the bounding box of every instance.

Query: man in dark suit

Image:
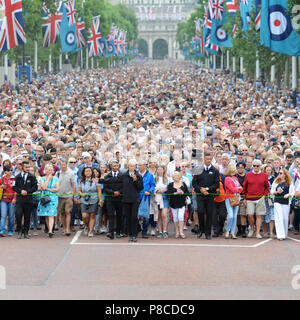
[192,153,220,240]
[121,159,143,242]
[13,161,38,239]
[103,159,123,239]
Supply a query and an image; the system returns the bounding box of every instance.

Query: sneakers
[163,232,168,239]
[183,226,188,231]
[247,230,254,238]
[7,232,13,237]
[288,224,294,230]
[157,232,163,239]
[88,232,94,237]
[84,227,88,236]
[256,233,262,239]
[100,227,107,234]
[0,233,6,237]
[151,229,156,236]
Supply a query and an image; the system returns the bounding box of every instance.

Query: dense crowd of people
[0,61,299,242]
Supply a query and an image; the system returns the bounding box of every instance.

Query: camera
[84,195,91,202]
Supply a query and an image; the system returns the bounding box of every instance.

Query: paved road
[0,228,300,300]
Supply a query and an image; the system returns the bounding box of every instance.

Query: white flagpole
[292,56,297,90]
[256,51,260,79]
[34,40,38,74]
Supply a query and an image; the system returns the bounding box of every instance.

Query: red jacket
[0,176,17,202]
[224,176,242,199]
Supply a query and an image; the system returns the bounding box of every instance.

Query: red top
[224,176,242,199]
[0,176,17,202]
[243,171,270,201]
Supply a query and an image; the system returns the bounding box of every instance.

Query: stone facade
[109,0,198,59]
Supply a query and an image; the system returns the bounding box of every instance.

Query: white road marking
[287,237,300,243]
[252,238,273,247]
[70,231,82,245]
[73,241,269,248]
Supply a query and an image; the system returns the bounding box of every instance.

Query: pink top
[224,176,242,199]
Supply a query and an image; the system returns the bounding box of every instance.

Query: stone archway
[152,39,168,60]
[137,39,149,57]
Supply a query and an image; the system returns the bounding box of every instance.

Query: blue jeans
[0,201,15,234]
[30,205,39,229]
[225,199,239,234]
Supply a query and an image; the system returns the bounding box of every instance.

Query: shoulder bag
[40,179,53,206]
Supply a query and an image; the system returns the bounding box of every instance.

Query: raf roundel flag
[210,16,233,47]
[60,3,77,53]
[260,0,300,57]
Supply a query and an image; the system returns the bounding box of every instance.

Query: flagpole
[292,56,297,90]
[227,50,230,71]
[86,47,89,69]
[4,55,8,79]
[34,41,38,75]
[256,51,260,79]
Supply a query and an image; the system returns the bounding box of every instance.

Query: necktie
[295,172,299,183]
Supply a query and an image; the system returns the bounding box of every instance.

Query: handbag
[40,179,53,206]
[138,196,150,219]
[0,178,3,200]
[229,195,240,207]
[185,196,191,205]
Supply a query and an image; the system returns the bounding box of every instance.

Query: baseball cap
[294,151,300,158]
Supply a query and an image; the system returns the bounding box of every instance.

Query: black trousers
[212,201,227,235]
[16,202,32,233]
[106,200,123,235]
[197,196,215,236]
[123,202,139,237]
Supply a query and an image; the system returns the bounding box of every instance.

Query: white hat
[82,152,91,158]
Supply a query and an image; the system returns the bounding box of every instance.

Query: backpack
[214,178,226,203]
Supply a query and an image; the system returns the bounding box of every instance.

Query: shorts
[158,196,169,209]
[81,202,98,214]
[246,197,266,216]
[58,197,73,215]
[238,202,247,216]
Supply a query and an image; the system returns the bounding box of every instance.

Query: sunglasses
[69,162,77,164]
[253,165,260,168]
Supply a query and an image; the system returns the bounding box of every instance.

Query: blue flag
[210,15,233,47]
[260,0,300,56]
[240,0,254,32]
[60,4,77,53]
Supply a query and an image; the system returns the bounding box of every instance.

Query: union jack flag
[76,19,85,49]
[204,5,212,29]
[42,3,62,48]
[255,0,261,31]
[114,29,123,56]
[0,0,26,52]
[195,18,201,34]
[225,0,239,17]
[87,16,102,57]
[65,0,76,26]
[212,0,224,21]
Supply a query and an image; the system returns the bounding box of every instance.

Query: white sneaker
[88,232,94,237]
[288,224,294,230]
[247,230,254,238]
[151,229,156,236]
[183,226,188,231]
[100,227,107,234]
[256,233,262,239]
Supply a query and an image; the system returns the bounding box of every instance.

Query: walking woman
[0,165,16,237]
[155,165,169,239]
[78,167,103,237]
[271,169,295,241]
[224,165,243,239]
[37,164,60,238]
[167,171,189,239]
